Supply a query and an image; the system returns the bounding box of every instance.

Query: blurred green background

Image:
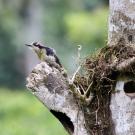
[0,0,108,135]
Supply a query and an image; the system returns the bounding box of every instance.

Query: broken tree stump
[26,0,135,135]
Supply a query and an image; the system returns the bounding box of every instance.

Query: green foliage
[65,9,108,49]
[0,0,109,88]
[0,88,68,135]
[0,2,24,88]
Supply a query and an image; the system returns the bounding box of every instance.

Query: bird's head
[25,42,46,60]
[25,42,56,60]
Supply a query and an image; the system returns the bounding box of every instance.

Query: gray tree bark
[26,62,88,135]
[26,0,135,135]
[109,0,135,135]
[109,0,135,44]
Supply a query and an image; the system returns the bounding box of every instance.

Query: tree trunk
[109,0,135,135]
[26,0,135,135]
[109,0,135,44]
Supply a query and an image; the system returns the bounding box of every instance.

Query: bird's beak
[25,44,32,47]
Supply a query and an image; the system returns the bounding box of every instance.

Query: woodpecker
[25,42,64,73]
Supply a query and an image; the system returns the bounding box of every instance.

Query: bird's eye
[33,42,38,46]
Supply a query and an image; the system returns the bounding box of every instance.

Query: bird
[25,42,66,74]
